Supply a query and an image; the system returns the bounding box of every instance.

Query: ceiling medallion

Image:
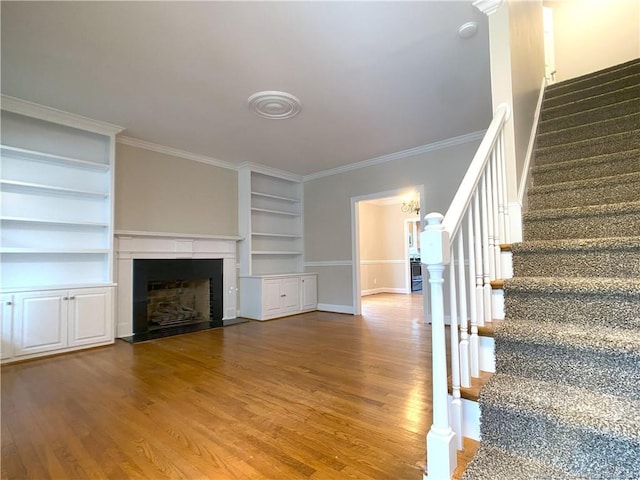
[248,91,301,119]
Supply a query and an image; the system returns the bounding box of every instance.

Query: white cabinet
[264,277,300,316]
[12,287,113,358]
[1,294,14,360]
[300,274,318,311]
[239,274,317,321]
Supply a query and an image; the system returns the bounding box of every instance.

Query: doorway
[351,186,424,316]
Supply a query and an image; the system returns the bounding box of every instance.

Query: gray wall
[508,0,545,190]
[304,139,482,309]
[115,143,238,236]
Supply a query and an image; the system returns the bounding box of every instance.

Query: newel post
[421,213,456,480]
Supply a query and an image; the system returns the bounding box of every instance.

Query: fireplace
[131,258,223,341]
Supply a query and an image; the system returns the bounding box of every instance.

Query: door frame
[351,185,424,315]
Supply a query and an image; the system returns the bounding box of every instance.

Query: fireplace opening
[147,279,210,330]
[130,258,223,342]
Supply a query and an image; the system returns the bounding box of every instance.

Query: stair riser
[545,61,640,99]
[523,210,640,241]
[541,87,640,121]
[534,131,640,166]
[512,249,640,278]
[494,343,639,400]
[538,99,640,134]
[543,75,640,109]
[527,179,640,210]
[479,402,640,479]
[536,113,640,149]
[504,294,640,330]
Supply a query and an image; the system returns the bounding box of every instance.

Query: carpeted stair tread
[462,443,575,480]
[538,97,640,133]
[543,73,640,109]
[545,58,640,99]
[503,277,640,330]
[504,276,640,296]
[541,84,640,121]
[531,148,640,185]
[523,201,640,240]
[495,319,640,399]
[533,129,640,166]
[527,171,640,209]
[479,374,640,479]
[511,237,640,278]
[536,111,640,148]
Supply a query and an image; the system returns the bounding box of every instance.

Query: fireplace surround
[115,231,240,339]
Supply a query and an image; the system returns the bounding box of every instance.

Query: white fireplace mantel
[115,230,242,338]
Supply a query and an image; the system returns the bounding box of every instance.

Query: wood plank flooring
[1,293,473,479]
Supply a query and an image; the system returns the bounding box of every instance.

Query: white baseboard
[492,289,505,320]
[449,395,481,441]
[508,202,523,243]
[361,287,408,296]
[317,303,354,314]
[479,336,495,373]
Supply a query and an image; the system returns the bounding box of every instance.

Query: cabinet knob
[280,294,286,297]
[63,297,69,301]
[70,296,76,300]
[5,301,11,306]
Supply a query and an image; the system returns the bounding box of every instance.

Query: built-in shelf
[1,217,109,228]
[251,191,299,203]
[252,232,302,238]
[251,207,299,217]
[1,248,110,254]
[0,180,109,197]
[0,145,110,171]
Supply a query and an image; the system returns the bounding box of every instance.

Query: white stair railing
[421,104,510,479]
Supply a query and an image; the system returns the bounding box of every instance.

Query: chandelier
[401,192,420,216]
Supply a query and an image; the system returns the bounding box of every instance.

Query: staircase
[462,59,640,479]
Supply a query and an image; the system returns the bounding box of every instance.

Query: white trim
[238,162,303,183]
[116,135,237,171]
[508,201,523,243]
[473,0,504,16]
[115,230,242,241]
[317,303,354,314]
[304,260,352,267]
[360,259,405,265]
[1,95,124,136]
[518,77,547,205]
[361,287,407,296]
[303,130,486,181]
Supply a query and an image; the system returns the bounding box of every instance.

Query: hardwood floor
[1,293,471,479]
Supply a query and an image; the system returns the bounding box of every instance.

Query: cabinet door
[13,291,68,356]
[280,277,300,314]
[300,275,317,311]
[264,279,284,316]
[68,287,113,347]
[1,294,14,360]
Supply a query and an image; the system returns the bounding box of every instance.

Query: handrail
[421,104,511,480]
[443,104,510,238]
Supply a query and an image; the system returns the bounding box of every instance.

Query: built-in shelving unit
[238,165,316,320]
[239,166,304,276]
[1,97,123,363]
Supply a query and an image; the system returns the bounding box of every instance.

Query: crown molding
[473,0,504,16]
[116,135,237,171]
[1,95,124,136]
[302,130,485,182]
[238,161,303,183]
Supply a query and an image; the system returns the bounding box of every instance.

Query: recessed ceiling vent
[248,91,301,119]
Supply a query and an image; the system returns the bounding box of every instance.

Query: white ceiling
[1,1,492,176]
